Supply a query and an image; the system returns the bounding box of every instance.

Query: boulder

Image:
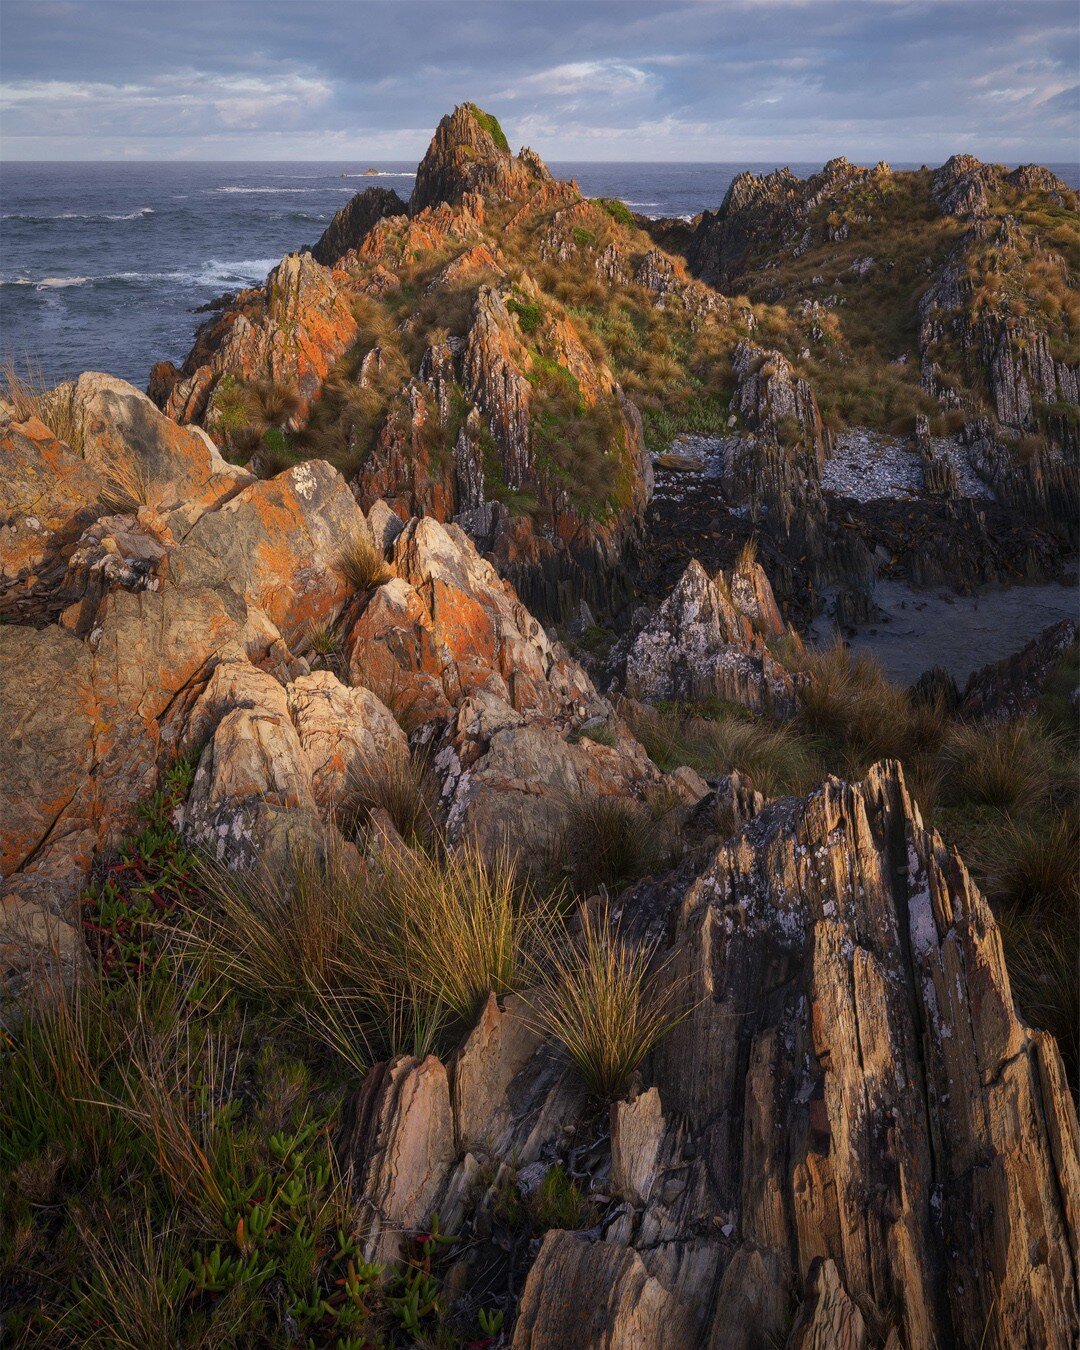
[0,411,109,613]
[286,671,407,810]
[70,372,251,527]
[177,460,363,634]
[624,560,797,714]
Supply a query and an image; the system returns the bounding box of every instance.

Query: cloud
[0,0,1076,161]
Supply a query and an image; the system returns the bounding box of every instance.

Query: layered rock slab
[537,761,1078,1347]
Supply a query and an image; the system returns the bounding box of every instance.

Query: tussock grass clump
[984,810,1079,910]
[340,749,438,849]
[1,357,85,452]
[622,700,820,798]
[550,792,669,897]
[684,715,820,798]
[193,835,556,1057]
[338,527,391,591]
[997,900,1079,1093]
[798,642,947,768]
[941,719,1059,812]
[379,842,561,1024]
[536,905,685,1099]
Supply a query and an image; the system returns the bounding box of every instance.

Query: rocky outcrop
[310,186,407,266]
[410,103,549,214]
[345,514,602,730]
[732,342,830,467]
[623,559,797,714]
[959,617,1078,722]
[0,410,109,619]
[329,761,1080,1347]
[174,459,363,634]
[628,761,1078,1347]
[153,251,359,427]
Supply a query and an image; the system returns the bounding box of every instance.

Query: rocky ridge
[2,107,1078,1349]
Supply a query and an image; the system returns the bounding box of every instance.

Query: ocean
[2,159,1078,389]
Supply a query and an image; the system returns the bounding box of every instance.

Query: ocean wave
[211,186,355,195]
[339,171,416,178]
[2,207,156,223]
[622,201,660,207]
[1,258,278,291]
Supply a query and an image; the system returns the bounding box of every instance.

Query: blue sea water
[2,159,1078,388]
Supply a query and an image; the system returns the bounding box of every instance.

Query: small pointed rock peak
[410,102,551,214]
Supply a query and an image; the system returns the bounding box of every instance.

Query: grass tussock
[1,357,85,452]
[549,792,671,898]
[797,641,948,768]
[339,749,438,849]
[338,526,392,591]
[940,719,1060,813]
[535,905,685,1099]
[623,699,820,799]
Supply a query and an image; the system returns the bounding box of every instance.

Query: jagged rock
[624,560,796,714]
[310,186,407,265]
[183,699,321,869]
[157,252,359,427]
[786,1258,867,1350]
[500,760,1080,1347]
[731,342,830,467]
[346,515,599,728]
[176,460,363,634]
[435,687,697,861]
[286,671,407,810]
[729,554,786,638]
[512,1231,700,1348]
[959,617,1077,722]
[71,372,251,525]
[410,103,548,214]
[345,1055,457,1265]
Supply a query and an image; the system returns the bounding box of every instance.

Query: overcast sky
[1,0,1077,163]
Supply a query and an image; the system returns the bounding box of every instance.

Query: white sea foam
[2,258,277,291]
[212,186,355,195]
[2,207,155,222]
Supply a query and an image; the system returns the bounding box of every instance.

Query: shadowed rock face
[336,763,1080,1349]
[310,186,407,266]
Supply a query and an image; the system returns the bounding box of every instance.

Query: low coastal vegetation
[620,638,1079,1090]
[1,763,686,1345]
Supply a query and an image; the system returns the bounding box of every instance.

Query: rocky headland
[2,105,1078,1348]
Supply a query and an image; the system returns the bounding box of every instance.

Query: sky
[1,0,1077,163]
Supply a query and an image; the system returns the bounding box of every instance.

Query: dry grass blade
[339,749,438,849]
[338,527,391,592]
[2,357,85,452]
[535,904,686,1099]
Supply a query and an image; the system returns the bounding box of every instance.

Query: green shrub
[597,198,635,228]
[464,103,510,154]
[507,296,542,334]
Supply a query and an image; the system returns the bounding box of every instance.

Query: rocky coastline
[2,104,1078,1347]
